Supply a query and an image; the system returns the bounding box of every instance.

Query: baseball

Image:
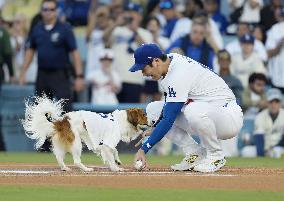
[134,160,143,170]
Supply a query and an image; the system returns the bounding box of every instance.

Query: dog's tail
[21,94,65,149]
[53,116,75,147]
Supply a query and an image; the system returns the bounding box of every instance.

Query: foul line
[0,170,237,177]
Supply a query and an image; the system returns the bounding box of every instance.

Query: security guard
[19,0,84,111]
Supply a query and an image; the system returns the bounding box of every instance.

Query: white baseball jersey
[254,108,284,150]
[81,111,121,150]
[265,21,284,88]
[160,53,236,106]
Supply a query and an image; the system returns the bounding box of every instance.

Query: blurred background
[0,0,284,159]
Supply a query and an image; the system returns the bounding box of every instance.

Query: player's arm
[141,102,184,154]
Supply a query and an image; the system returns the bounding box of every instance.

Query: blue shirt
[212,11,228,34]
[27,21,77,69]
[166,38,215,70]
[162,18,178,38]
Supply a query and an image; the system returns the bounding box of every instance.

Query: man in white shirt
[226,21,268,62]
[254,88,284,158]
[230,34,266,88]
[103,3,153,103]
[265,8,284,92]
[129,44,243,172]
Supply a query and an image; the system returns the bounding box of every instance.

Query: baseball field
[0,152,283,201]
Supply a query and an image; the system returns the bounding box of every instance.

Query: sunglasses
[42,7,56,12]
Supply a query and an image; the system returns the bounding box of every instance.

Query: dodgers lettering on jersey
[160,53,235,105]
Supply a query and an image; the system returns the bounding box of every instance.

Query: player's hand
[134,149,148,170]
[142,130,152,137]
[74,77,85,92]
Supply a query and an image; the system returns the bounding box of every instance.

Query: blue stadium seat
[0,85,35,151]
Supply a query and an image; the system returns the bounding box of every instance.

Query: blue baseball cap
[239,34,255,44]
[129,44,163,72]
[126,3,143,14]
[160,0,174,10]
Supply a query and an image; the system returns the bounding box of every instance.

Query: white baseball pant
[146,101,243,159]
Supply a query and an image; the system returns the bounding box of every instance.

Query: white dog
[22,95,148,172]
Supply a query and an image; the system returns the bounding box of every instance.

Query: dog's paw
[115,160,122,165]
[117,167,125,172]
[110,166,124,172]
[61,166,71,171]
[82,167,94,172]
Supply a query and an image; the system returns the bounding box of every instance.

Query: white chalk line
[0,170,55,174]
[0,169,237,177]
[0,164,108,169]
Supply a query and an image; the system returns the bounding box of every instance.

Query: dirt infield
[0,164,283,191]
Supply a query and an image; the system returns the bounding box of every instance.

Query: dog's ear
[136,109,148,125]
[126,108,148,127]
[126,108,139,127]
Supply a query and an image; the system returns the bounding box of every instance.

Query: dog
[22,95,148,172]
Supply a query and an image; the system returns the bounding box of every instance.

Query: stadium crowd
[0,0,284,157]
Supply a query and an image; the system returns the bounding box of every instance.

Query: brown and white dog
[22,95,148,172]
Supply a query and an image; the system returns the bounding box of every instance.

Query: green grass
[0,186,283,201]
[0,152,284,168]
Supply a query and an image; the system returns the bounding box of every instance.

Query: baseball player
[129,43,243,172]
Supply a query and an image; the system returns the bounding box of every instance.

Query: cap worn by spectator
[267,88,283,102]
[239,34,255,44]
[126,3,143,14]
[160,0,175,10]
[129,44,163,72]
[99,49,114,61]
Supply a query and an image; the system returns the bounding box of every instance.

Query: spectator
[242,72,267,112]
[140,16,170,103]
[159,0,179,39]
[254,88,284,157]
[142,0,162,27]
[171,10,224,50]
[85,6,111,78]
[19,0,84,111]
[260,0,282,32]
[103,2,153,103]
[63,0,92,26]
[265,8,284,93]
[217,50,243,103]
[10,14,28,80]
[146,17,170,51]
[204,0,228,34]
[109,0,125,21]
[183,0,204,19]
[228,0,245,11]
[231,0,263,24]
[86,49,121,104]
[166,21,215,70]
[252,24,265,43]
[230,34,266,88]
[0,24,14,84]
[226,21,268,62]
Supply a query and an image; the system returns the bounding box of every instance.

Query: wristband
[76,74,84,78]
